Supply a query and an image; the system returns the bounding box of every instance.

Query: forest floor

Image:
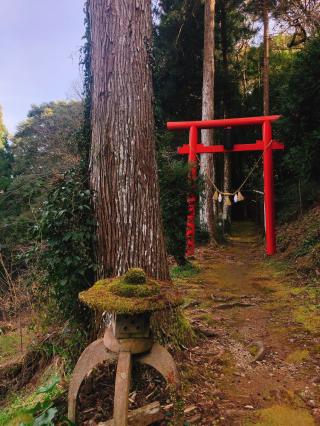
[176,222,320,426]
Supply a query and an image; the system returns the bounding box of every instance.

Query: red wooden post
[263,120,276,255]
[186,126,198,256]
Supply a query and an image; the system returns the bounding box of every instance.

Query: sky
[0,0,85,134]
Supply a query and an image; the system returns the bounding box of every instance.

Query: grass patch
[170,262,200,279]
[0,334,22,361]
[0,328,34,364]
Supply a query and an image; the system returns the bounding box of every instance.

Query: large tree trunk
[88,0,169,281]
[200,0,216,240]
[220,0,232,224]
[263,0,270,115]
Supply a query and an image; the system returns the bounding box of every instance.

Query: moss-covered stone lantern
[68,268,182,425]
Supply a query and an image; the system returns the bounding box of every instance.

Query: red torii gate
[167,115,284,257]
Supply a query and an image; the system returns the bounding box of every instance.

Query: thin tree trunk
[263,0,270,115]
[200,0,216,240]
[223,154,231,222]
[262,0,270,227]
[88,0,169,281]
[221,0,232,224]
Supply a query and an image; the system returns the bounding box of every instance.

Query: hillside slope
[277,205,320,278]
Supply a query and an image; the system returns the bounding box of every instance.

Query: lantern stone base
[68,321,180,425]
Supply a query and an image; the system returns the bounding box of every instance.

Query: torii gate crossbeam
[167,115,284,257]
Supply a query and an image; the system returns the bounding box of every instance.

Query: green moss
[245,404,314,426]
[294,305,320,333]
[79,271,183,315]
[248,344,259,357]
[123,268,146,284]
[108,281,160,298]
[151,308,196,349]
[285,349,310,364]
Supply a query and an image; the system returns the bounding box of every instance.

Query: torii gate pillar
[186,126,198,256]
[263,120,276,255]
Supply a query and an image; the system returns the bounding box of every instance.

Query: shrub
[36,168,96,321]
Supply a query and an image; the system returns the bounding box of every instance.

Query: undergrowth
[0,374,65,426]
[277,204,320,278]
[170,262,200,279]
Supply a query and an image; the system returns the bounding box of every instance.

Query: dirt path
[176,222,320,425]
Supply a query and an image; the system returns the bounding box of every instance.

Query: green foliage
[159,158,190,265]
[0,175,46,236]
[38,323,88,372]
[0,106,8,149]
[0,375,64,426]
[215,0,254,118]
[37,168,95,320]
[36,375,60,395]
[13,101,82,176]
[170,262,200,279]
[158,139,191,265]
[277,34,320,216]
[0,101,84,281]
[154,0,204,123]
[0,140,13,192]
[0,106,12,192]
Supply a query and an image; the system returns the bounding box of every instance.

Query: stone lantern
[68,268,182,425]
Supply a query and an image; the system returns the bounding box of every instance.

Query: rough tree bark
[88,0,169,281]
[220,0,232,224]
[200,0,216,240]
[263,0,270,115]
[262,0,270,226]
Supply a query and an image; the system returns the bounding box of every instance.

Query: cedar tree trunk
[200,0,216,240]
[88,0,169,281]
[221,0,232,223]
